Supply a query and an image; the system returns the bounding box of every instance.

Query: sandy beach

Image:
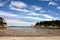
[0,27,60,40]
[0,36,60,40]
[0,27,60,37]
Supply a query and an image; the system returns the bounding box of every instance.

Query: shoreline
[0,27,60,37]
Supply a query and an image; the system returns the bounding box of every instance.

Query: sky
[0,0,60,26]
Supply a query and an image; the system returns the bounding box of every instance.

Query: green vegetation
[35,20,60,28]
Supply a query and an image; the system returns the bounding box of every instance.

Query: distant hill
[34,20,60,28]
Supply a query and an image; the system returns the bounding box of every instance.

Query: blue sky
[0,0,60,26]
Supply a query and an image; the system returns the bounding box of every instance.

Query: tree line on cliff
[35,20,60,28]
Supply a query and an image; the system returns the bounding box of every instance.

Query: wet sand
[0,27,60,37]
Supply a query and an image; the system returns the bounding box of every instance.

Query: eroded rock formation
[0,17,8,28]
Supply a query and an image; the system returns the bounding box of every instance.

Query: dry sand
[0,36,60,40]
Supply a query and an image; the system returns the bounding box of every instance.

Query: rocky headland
[0,17,8,28]
[34,20,60,28]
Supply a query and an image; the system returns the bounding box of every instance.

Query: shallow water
[7,26,60,35]
[8,26,60,30]
[0,26,60,36]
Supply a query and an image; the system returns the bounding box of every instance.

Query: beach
[0,27,60,37]
[0,36,60,40]
[0,27,60,40]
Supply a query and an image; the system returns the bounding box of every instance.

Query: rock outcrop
[0,17,8,28]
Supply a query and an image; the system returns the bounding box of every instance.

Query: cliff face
[0,17,8,28]
[34,20,60,28]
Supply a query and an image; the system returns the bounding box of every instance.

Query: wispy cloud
[9,1,44,17]
[48,1,57,5]
[57,6,60,9]
[9,1,43,13]
[0,11,18,17]
[42,14,54,19]
[10,1,27,8]
[31,6,42,11]
[39,0,60,1]
[26,11,39,16]
[9,1,30,13]
[20,15,54,21]
[9,1,57,21]
[48,1,60,10]
[22,16,53,21]
[39,0,52,1]
[26,12,54,19]
[9,6,29,12]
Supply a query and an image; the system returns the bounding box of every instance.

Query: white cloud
[21,15,53,21]
[9,1,43,13]
[26,11,39,16]
[31,6,42,11]
[5,19,35,26]
[9,6,29,12]
[39,0,60,1]
[9,1,30,12]
[26,12,54,19]
[0,11,18,17]
[48,1,57,5]
[10,1,27,8]
[57,6,60,9]
[42,14,54,19]
[20,16,39,20]
[39,0,52,1]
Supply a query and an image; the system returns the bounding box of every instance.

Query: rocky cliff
[0,17,8,28]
